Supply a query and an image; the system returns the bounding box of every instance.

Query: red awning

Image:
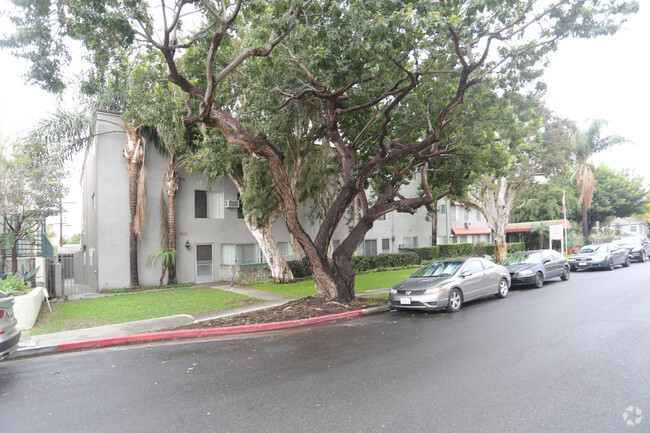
[506,220,572,233]
[451,227,491,235]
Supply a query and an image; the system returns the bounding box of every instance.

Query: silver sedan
[389,257,510,312]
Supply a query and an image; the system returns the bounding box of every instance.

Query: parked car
[389,257,510,312]
[503,249,570,288]
[0,290,20,360]
[568,243,630,271]
[612,235,650,262]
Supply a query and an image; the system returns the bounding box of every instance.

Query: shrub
[0,273,30,296]
[351,255,373,273]
[373,252,420,268]
[438,243,474,258]
[287,259,312,279]
[507,242,526,254]
[399,246,440,261]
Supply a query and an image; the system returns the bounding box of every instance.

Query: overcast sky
[1,2,647,186]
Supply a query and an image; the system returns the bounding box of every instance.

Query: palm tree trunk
[128,162,140,287]
[581,203,589,242]
[166,178,177,285]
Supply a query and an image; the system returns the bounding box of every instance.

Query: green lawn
[31,288,262,335]
[251,267,419,298]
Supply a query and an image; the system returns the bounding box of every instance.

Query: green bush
[351,255,374,273]
[288,252,420,277]
[399,246,440,261]
[373,252,420,268]
[438,243,474,258]
[287,259,312,279]
[0,273,30,296]
[507,242,526,254]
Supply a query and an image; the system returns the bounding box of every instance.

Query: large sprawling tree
[2,0,637,302]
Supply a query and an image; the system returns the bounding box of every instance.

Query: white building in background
[436,200,492,245]
[75,111,439,291]
[609,218,649,237]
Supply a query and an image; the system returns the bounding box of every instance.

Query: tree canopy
[1,0,639,301]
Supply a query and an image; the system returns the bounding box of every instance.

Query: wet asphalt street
[1,262,649,433]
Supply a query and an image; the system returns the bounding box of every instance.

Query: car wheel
[495,278,509,298]
[560,266,570,281]
[533,272,544,288]
[446,288,463,312]
[607,257,615,270]
[623,256,631,268]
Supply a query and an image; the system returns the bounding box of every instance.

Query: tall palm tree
[573,120,626,241]
[123,124,147,287]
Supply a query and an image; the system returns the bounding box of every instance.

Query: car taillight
[0,307,4,319]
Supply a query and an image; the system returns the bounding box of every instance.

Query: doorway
[195,244,213,283]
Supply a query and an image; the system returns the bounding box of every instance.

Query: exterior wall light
[185,240,190,250]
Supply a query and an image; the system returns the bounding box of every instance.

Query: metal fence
[54,251,98,297]
[219,263,272,283]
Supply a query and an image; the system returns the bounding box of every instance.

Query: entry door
[195,244,214,283]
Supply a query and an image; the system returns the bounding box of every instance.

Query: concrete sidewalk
[12,285,389,359]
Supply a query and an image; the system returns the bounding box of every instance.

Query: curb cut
[11,306,387,359]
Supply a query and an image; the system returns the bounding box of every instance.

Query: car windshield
[504,252,541,265]
[412,262,463,278]
[613,236,640,246]
[578,245,607,253]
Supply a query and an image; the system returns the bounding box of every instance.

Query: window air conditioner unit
[225,200,240,209]
[464,222,472,228]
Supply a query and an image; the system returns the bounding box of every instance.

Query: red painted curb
[56,309,364,352]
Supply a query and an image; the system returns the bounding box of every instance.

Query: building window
[402,236,418,248]
[195,190,224,219]
[464,209,471,222]
[452,205,462,221]
[222,243,264,265]
[381,238,390,252]
[362,239,377,256]
[438,203,446,214]
[476,210,483,222]
[195,190,208,218]
[377,214,386,221]
[631,225,637,233]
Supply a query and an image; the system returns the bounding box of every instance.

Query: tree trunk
[431,210,438,246]
[246,220,294,283]
[493,232,508,264]
[128,161,140,287]
[229,171,294,283]
[10,241,18,274]
[165,159,178,285]
[581,202,589,242]
[0,244,6,277]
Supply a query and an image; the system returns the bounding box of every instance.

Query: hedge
[483,242,526,256]
[287,251,421,278]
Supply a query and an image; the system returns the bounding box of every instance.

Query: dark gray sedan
[568,243,630,271]
[504,249,570,288]
[389,257,510,312]
[612,235,650,262]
